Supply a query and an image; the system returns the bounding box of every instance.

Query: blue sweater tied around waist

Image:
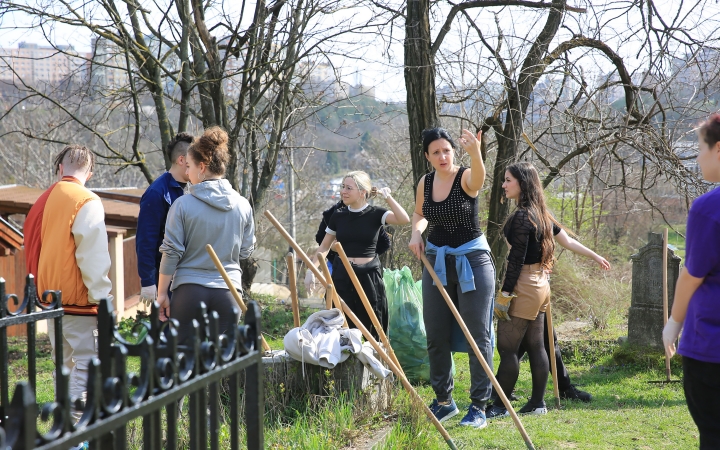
[425,235,491,293]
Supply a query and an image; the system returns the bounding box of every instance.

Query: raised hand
[458,129,482,159]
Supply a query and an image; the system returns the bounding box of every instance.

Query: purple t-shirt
[678,186,720,363]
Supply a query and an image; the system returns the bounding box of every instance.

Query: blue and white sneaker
[69,442,88,450]
[428,399,459,423]
[459,404,487,429]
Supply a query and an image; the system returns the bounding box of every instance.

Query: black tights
[495,313,549,405]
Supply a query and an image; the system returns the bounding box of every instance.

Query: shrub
[550,251,631,330]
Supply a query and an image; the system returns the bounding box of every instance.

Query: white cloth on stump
[283,308,392,379]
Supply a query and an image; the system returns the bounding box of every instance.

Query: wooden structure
[0,184,147,336]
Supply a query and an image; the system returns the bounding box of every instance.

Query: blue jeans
[423,250,495,408]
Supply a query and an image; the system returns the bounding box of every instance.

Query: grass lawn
[5,299,698,449]
[381,348,695,449]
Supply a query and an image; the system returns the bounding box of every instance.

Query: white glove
[377,187,391,199]
[663,316,683,358]
[140,285,157,307]
[304,269,318,296]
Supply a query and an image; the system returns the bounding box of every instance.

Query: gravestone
[628,232,681,348]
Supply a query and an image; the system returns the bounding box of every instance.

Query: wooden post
[662,228,671,382]
[106,226,126,322]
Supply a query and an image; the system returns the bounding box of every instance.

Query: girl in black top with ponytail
[488,162,610,418]
[305,171,410,339]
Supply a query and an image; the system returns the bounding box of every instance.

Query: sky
[1,0,719,102]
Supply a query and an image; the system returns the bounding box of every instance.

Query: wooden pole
[331,242,404,375]
[420,255,535,450]
[206,244,271,353]
[662,228,671,382]
[338,298,458,450]
[546,301,560,408]
[264,211,328,284]
[286,252,300,328]
[317,253,348,327]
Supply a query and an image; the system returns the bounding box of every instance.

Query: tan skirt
[508,263,551,320]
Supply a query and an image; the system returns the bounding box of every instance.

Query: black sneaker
[560,384,592,402]
[518,401,547,415]
[485,403,510,421]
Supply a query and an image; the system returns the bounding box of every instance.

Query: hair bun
[203,126,229,147]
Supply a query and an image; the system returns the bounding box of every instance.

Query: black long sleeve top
[501,209,560,293]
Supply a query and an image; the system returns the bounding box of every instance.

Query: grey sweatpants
[423,250,495,409]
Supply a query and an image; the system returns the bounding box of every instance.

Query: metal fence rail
[0,275,264,449]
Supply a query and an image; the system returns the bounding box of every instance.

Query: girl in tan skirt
[486,162,611,419]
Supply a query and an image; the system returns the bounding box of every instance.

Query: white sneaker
[518,401,547,415]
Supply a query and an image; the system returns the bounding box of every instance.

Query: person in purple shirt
[664,113,720,449]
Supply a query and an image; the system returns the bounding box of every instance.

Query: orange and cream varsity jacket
[25,176,113,315]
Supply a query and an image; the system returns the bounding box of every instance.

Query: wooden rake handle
[338,298,458,450]
[205,244,271,353]
[264,211,329,285]
[286,252,301,328]
[420,254,535,450]
[331,241,404,375]
[546,301,560,408]
[317,252,348,327]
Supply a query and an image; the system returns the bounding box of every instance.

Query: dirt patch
[7,334,52,363]
[554,321,591,341]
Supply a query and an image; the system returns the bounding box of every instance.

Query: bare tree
[372,0,720,261]
[1,0,386,211]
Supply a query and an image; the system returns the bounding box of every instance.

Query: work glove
[663,316,683,358]
[494,291,515,322]
[140,285,157,307]
[304,269,322,297]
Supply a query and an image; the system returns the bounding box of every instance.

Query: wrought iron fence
[0,275,264,449]
[0,275,64,430]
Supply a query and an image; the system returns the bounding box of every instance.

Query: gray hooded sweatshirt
[159,179,255,291]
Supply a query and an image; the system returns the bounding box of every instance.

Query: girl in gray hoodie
[157,127,255,345]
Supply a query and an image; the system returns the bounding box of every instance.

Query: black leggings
[170,284,240,346]
[331,256,388,340]
[495,313,549,405]
[517,313,572,391]
[684,356,720,449]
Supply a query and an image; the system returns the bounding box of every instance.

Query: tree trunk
[486,132,515,265]
[485,0,565,267]
[404,0,439,187]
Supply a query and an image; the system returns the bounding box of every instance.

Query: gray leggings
[170,284,240,346]
[423,250,495,408]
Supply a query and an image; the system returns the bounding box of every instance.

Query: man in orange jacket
[24,145,113,420]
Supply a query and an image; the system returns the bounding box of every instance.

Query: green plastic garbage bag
[384,267,431,383]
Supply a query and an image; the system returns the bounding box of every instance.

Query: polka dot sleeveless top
[422,166,483,248]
